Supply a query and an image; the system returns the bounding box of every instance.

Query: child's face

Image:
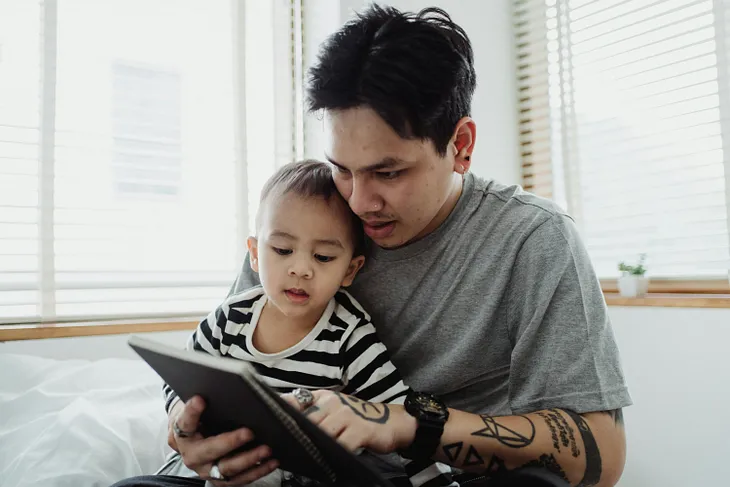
[248,192,364,321]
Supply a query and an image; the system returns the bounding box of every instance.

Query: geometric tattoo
[443,442,463,463]
[472,414,536,448]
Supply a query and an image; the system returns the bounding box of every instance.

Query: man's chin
[370,232,411,250]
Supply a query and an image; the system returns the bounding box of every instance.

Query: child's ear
[247,237,260,273]
[341,255,365,287]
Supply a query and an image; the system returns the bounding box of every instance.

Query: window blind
[1,0,309,325]
[515,0,730,279]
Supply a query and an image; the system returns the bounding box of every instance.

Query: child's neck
[252,300,327,354]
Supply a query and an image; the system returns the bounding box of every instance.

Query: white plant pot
[617,274,649,298]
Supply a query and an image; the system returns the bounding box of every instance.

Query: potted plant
[617,254,649,298]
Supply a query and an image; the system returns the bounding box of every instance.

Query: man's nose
[347,176,382,215]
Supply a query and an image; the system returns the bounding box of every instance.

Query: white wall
[611,306,730,487]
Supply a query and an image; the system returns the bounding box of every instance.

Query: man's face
[325,107,463,249]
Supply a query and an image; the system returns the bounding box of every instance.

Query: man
[117,5,630,487]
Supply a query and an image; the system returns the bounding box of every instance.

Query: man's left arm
[302,393,624,486]
[428,405,625,486]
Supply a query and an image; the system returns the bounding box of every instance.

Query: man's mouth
[285,288,310,303]
[362,220,396,239]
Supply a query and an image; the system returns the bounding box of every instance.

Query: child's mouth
[285,288,310,303]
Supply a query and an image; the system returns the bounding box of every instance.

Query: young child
[162,160,454,487]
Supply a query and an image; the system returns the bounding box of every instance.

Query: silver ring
[209,462,228,481]
[172,420,195,438]
[292,388,315,409]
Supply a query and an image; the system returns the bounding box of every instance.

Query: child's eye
[272,247,292,256]
[314,254,335,263]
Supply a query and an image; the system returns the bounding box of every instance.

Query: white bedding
[0,353,171,487]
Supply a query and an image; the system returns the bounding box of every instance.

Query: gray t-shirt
[230,173,632,416]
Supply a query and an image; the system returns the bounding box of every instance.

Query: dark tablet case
[128,335,393,487]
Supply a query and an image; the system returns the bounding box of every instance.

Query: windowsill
[604,293,730,308]
[3,289,730,342]
[0,317,198,342]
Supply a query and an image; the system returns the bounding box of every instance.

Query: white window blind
[0,0,307,325]
[515,0,730,279]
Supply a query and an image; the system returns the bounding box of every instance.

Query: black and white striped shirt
[163,287,455,487]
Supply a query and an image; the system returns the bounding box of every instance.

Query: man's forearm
[429,408,625,487]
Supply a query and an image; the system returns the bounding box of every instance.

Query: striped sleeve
[162,292,257,414]
[339,319,410,405]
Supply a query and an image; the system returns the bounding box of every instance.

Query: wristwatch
[400,391,450,460]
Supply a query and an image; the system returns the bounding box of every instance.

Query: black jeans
[110,469,570,487]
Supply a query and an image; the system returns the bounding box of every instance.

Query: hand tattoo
[336,393,390,424]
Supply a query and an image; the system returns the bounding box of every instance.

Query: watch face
[417,396,444,414]
[408,392,448,419]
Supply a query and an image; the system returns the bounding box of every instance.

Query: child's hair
[257,160,365,256]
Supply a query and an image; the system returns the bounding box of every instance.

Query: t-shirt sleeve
[506,213,632,414]
[228,252,261,297]
[162,301,228,414]
[340,321,411,405]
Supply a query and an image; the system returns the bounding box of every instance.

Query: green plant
[618,253,647,276]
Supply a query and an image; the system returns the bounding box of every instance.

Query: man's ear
[341,255,365,287]
[247,237,260,273]
[451,116,476,174]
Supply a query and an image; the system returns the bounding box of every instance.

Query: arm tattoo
[443,442,464,463]
[520,454,570,483]
[538,409,580,458]
[463,445,485,467]
[563,409,602,486]
[335,392,390,424]
[608,408,624,426]
[472,414,536,448]
[446,409,601,485]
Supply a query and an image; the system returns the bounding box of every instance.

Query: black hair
[258,160,364,256]
[307,4,476,156]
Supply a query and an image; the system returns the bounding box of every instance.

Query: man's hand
[168,396,279,486]
[285,390,417,454]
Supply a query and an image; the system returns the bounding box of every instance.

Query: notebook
[128,335,394,487]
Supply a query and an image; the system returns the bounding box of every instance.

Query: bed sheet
[0,353,171,487]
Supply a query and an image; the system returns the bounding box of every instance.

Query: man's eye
[314,254,335,263]
[272,247,292,256]
[331,165,351,177]
[377,170,402,180]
